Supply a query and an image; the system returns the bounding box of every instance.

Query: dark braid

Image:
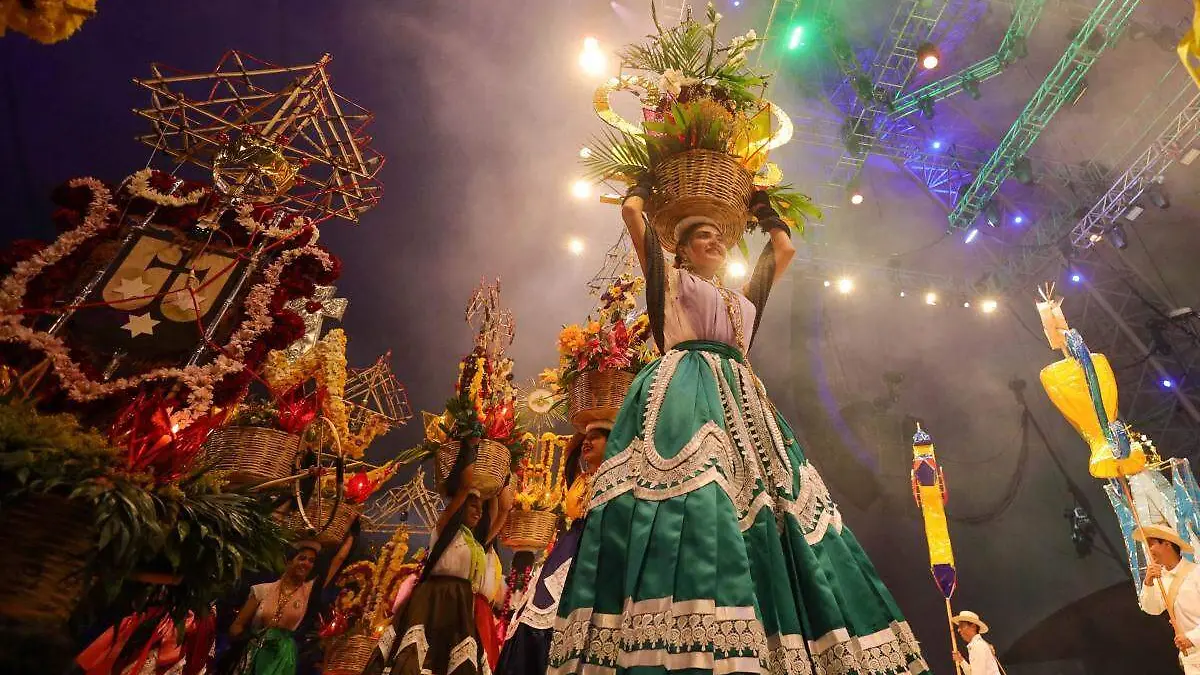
[744,238,778,351]
[645,221,667,354]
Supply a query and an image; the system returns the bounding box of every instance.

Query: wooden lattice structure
[133,51,384,223]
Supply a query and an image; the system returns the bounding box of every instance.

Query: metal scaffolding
[1070,88,1200,248]
[948,0,1143,231]
[889,0,1047,120]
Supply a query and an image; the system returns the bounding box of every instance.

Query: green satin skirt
[549,341,929,675]
[235,628,297,675]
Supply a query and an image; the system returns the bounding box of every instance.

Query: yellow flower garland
[261,329,390,459]
[1,0,97,44]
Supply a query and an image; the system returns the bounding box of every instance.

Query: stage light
[917,42,941,70]
[931,140,943,150]
[962,74,981,100]
[579,146,593,159]
[1109,223,1129,250]
[925,292,938,306]
[918,97,935,119]
[1013,215,1024,225]
[1163,378,1175,389]
[728,261,747,279]
[963,301,971,308]
[981,299,998,314]
[787,25,806,50]
[1013,157,1035,185]
[965,228,979,244]
[836,278,855,294]
[579,37,608,76]
[733,0,741,5]
[823,280,832,288]
[1070,272,1082,284]
[567,237,585,255]
[850,192,864,205]
[899,291,907,298]
[571,179,592,199]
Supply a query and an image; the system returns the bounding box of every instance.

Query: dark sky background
[4,1,1200,673]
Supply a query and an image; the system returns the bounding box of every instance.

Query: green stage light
[788,25,807,50]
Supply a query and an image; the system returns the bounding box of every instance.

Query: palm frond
[581,126,650,182]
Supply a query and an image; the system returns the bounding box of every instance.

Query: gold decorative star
[122,313,160,337]
[112,276,150,299]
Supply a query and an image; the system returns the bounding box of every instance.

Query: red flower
[264,309,306,349]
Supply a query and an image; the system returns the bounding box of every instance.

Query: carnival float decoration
[0,51,392,669]
[502,432,570,552]
[540,274,655,431]
[319,526,426,675]
[361,466,445,539]
[910,425,963,674]
[580,3,819,257]
[426,280,523,499]
[1035,284,1200,634]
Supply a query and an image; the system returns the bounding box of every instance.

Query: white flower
[659,68,698,97]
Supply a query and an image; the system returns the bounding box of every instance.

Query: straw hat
[1135,523,1194,554]
[292,539,322,555]
[585,419,614,434]
[951,610,990,634]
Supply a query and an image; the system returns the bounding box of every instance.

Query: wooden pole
[946,598,964,675]
[1119,473,1187,654]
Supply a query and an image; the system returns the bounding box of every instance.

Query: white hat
[1135,523,1195,554]
[951,610,989,634]
[585,420,614,433]
[673,215,723,248]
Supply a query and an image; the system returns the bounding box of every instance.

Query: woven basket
[650,149,753,252]
[323,631,379,675]
[0,496,93,626]
[569,369,635,432]
[501,508,560,551]
[434,438,510,499]
[288,500,361,546]
[202,426,301,486]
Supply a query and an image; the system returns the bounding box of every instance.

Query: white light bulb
[836,278,854,294]
[571,179,592,199]
[567,237,585,255]
[728,261,748,279]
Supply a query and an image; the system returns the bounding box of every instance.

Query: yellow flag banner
[1179,0,1200,89]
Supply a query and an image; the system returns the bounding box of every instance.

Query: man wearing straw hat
[1138,523,1200,673]
[950,610,1002,675]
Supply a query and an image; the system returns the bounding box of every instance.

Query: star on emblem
[112,276,150,299]
[171,290,206,313]
[122,313,160,337]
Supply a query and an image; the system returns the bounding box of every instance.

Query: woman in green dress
[227,541,319,675]
[547,187,930,675]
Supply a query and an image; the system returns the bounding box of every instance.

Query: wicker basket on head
[287,500,361,546]
[0,496,93,627]
[323,631,379,675]
[569,369,635,432]
[202,426,301,487]
[434,438,510,499]
[501,508,560,551]
[650,149,753,252]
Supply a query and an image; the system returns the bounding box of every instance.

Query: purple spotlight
[1070,272,1082,284]
[931,140,943,150]
[1163,378,1175,389]
[964,228,979,244]
[1014,215,1024,225]
[733,0,741,5]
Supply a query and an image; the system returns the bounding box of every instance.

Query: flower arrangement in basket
[319,527,425,674]
[540,275,656,431]
[0,394,288,668]
[581,3,821,254]
[501,433,572,551]
[428,281,526,497]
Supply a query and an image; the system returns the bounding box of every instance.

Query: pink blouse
[663,267,757,353]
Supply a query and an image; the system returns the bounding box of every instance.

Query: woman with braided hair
[547,184,930,675]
